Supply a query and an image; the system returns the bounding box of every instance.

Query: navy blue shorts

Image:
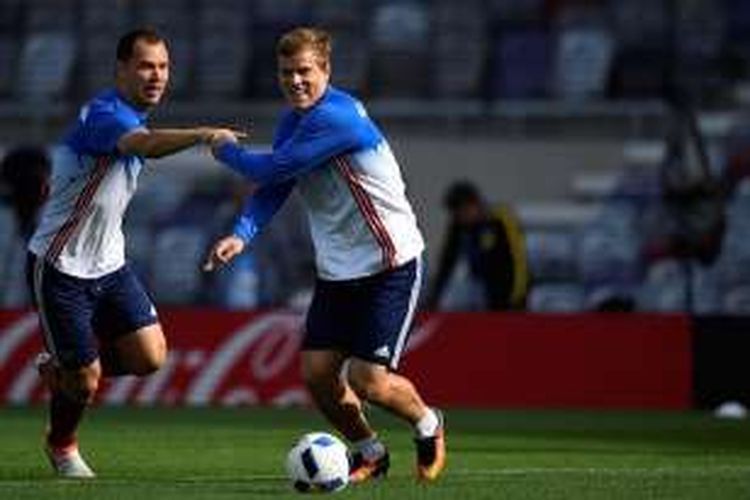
[27,253,159,369]
[303,257,423,370]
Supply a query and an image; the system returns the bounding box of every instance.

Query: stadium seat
[689,263,723,315]
[490,29,551,99]
[525,229,578,282]
[369,1,431,97]
[432,1,486,98]
[371,1,430,52]
[637,259,689,312]
[722,286,750,315]
[577,227,641,287]
[553,27,614,101]
[15,32,75,100]
[715,211,750,289]
[433,36,485,99]
[612,165,661,200]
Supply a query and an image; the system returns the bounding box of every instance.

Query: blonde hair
[276,27,331,68]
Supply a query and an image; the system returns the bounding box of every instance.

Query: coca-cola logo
[186,312,305,406]
[0,310,441,407]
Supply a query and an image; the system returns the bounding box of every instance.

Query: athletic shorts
[303,257,422,370]
[27,252,159,369]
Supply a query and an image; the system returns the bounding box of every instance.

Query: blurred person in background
[203,27,445,483]
[426,181,528,311]
[26,27,242,478]
[0,145,51,241]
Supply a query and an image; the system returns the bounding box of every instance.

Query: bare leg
[347,358,446,481]
[347,359,428,425]
[47,360,101,449]
[301,350,374,442]
[100,323,167,377]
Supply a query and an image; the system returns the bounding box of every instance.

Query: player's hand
[207,128,246,153]
[202,235,246,272]
[199,128,247,147]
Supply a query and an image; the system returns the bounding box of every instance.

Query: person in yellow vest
[427,181,528,310]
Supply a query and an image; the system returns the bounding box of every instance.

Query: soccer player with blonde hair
[205,27,446,483]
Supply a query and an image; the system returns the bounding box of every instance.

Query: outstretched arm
[210,106,370,185]
[118,127,245,159]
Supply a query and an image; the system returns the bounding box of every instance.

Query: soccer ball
[285,432,350,493]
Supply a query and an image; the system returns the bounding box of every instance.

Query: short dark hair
[116,27,167,62]
[443,180,481,211]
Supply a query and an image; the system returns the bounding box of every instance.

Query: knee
[132,346,166,376]
[347,365,390,403]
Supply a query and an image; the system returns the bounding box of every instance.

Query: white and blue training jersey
[215,86,425,280]
[28,89,147,278]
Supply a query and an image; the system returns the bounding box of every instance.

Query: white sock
[415,408,440,438]
[353,436,386,461]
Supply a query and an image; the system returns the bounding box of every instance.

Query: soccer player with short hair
[204,27,446,483]
[27,27,241,478]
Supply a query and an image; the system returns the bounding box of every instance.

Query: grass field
[0,407,749,499]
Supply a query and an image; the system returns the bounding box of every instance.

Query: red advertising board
[0,310,692,409]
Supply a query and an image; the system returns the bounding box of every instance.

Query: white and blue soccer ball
[285,432,350,493]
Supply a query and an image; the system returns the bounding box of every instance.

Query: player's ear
[317,57,331,75]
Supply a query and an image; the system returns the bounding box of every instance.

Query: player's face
[278,49,330,111]
[117,40,169,109]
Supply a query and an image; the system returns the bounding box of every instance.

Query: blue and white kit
[27,89,158,367]
[215,86,425,368]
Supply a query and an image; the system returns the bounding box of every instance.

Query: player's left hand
[202,235,246,272]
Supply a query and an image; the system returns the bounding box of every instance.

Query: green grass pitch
[0,407,749,499]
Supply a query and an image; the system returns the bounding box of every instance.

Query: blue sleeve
[232,180,295,243]
[215,104,372,185]
[81,107,144,155]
